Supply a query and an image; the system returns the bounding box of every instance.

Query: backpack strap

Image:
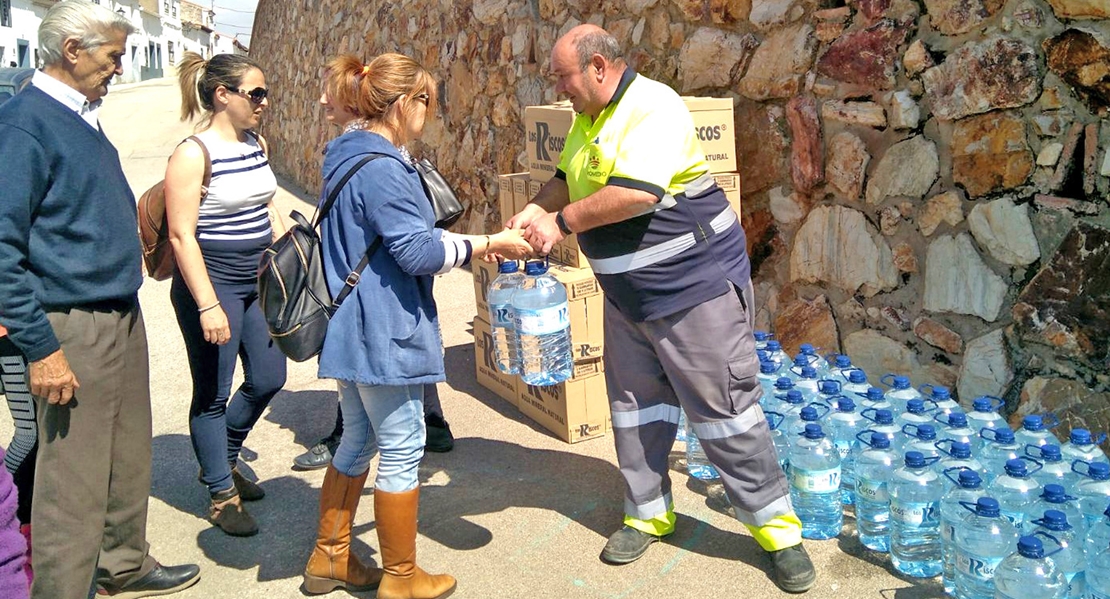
[180,135,212,201]
[319,153,387,308]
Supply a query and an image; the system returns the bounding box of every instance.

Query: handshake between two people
[483,203,566,263]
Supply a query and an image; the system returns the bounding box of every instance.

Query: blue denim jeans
[332,381,426,493]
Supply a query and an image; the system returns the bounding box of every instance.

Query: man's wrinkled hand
[524,212,565,257]
[30,349,80,405]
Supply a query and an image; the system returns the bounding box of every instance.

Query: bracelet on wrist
[198,301,221,314]
[555,210,573,236]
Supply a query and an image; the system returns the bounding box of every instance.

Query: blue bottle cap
[916,424,936,440]
[523,260,548,275]
[985,428,1016,444]
[757,349,769,361]
[893,375,911,389]
[1005,459,1028,477]
[906,399,926,413]
[1016,535,1044,558]
[931,386,951,400]
[1042,484,1067,503]
[760,361,778,374]
[498,260,519,273]
[800,366,817,379]
[1070,428,1092,445]
[875,409,894,425]
[871,432,891,449]
[976,496,1001,516]
[835,355,852,368]
[972,397,994,412]
[1090,462,1110,481]
[848,370,867,384]
[1038,444,1062,461]
[905,451,926,468]
[950,442,972,459]
[946,412,968,428]
[819,380,840,395]
[803,423,824,439]
[793,355,810,368]
[785,390,804,403]
[1023,415,1044,431]
[775,377,794,390]
[957,469,982,488]
[800,406,820,421]
[1039,509,1071,531]
[754,331,770,342]
[865,387,885,401]
[837,397,856,412]
[766,340,781,351]
[800,343,816,355]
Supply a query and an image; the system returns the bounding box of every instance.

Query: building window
[168,42,175,65]
[1,0,11,28]
[163,1,169,13]
[172,6,177,18]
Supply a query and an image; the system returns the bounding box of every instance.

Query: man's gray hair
[38,0,136,66]
[575,31,623,72]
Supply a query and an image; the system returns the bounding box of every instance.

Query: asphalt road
[0,76,938,598]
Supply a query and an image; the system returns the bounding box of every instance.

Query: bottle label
[834,440,852,459]
[792,467,840,493]
[490,303,514,329]
[516,305,569,335]
[890,501,937,527]
[999,509,1023,528]
[856,479,887,502]
[955,553,1002,582]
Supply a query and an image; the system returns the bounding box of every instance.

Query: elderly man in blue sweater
[0,2,199,598]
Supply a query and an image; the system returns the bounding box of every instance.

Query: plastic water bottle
[966,396,1009,450]
[981,428,1023,483]
[513,260,572,386]
[935,440,988,486]
[860,408,901,448]
[888,451,943,577]
[952,496,1020,599]
[814,380,842,407]
[764,340,787,366]
[1085,505,1110,562]
[797,343,830,376]
[1027,444,1074,489]
[1073,461,1110,528]
[754,330,772,352]
[842,369,870,399]
[881,374,922,414]
[919,384,962,416]
[896,398,938,432]
[772,388,807,423]
[487,260,523,374]
[995,458,1044,528]
[901,423,942,461]
[1086,539,1110,598]
[1027,510,1086,598]
[789,423,842,540]
[757,361,784,409]
[684,419,720,481]
[791,365,821,401]
[1015,414,1061,449]
[827,354,855,381]
[783,404,829,450]
[935,411,979,448]
[1060,428,1109,466]
[676,407,688,443]
[827,397,864,505]
[855,431,897,552]
[1024,485,1085,537]
[993,534,1067,599]
[940,471,990,594]
[858,386,893,412]
[765,411,790,474]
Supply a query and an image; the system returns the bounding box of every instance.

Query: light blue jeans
[332,381,426,493]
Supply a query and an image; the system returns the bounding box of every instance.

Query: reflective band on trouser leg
[745,513,803,552]
[624,507,677,537]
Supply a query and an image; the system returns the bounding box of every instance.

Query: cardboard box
[569,356,604,381]
[473,316,520,408]
[552,234,586,268]
[517,374,610,443]
[498,173,529,226]
[713,172,742,221]
[511,176,531,218]
[524,98,736,182]
[471,258,501,321]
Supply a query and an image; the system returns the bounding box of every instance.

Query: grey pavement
[0,77,938,598]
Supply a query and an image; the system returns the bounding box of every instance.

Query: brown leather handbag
[137,136,210,280]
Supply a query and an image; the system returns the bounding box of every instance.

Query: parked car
[0,68,34,105]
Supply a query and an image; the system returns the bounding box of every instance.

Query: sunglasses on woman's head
[226,86,269,104]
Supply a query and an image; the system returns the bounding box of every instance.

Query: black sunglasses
[226,86,269,104]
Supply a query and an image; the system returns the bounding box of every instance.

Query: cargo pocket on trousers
[727,356,762,416]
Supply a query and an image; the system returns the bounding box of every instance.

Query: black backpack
[258,154,383,362]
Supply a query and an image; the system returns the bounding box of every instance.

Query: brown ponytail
[177,51,264,126]
[324,52,437,145]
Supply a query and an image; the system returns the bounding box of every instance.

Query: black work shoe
[209,488,258,537]
[768,544,816,593]
[96,562,201,598]
[425,413,454,453]
[230,465,265,501]
[292,437,339,471]
[600,526,666,564]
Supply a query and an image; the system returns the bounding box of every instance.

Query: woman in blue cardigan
[302,53,531,599]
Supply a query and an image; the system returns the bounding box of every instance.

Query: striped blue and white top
[194,130,277,285]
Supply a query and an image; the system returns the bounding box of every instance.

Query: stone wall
[251,0,1110,436]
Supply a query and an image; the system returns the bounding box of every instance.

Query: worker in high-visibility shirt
[508,24,816,593]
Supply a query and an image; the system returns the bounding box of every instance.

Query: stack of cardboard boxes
[473,97,738,444]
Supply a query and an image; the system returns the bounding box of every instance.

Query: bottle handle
[880,373,897,388]
[934,412,953,426]
[979,427,1001,444]
[764,410,785,431]
[943,466,970,486]
[935,439,955,457]
[958,500,979,515]
[918,383,936,397]
[1024,444,1045,460]
[860,408,879,423]
[1042,413,1060,429]
[980,395,1005,411]
[856,429,878,447]
[1031,531,1065,558]
[1071,459,1093,478]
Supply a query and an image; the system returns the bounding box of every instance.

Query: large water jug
[1085,505,1110,563]
[754,330,772,352]
[795,343,829,374]
[896,399,938,433]
[841,369,870,399]
[765,411,790,474]
[858,386,893,412]
[783,404,829,452]
[860,408,900,447]
[935,411,978,447]
[1015,414,1061,449]
[919,384,962,416]
[940,470,989,594]
[772,388,807,422]
[487,260,524,374]
[966,396,1009,450]
[980,428,1023,483]
[1027,444,1074,489]
[995,458,1043,528]
[1023,484,1085,538]
[513,260,572,386]
[828,354,856,381]
[854,431,898,552]
[952,496,1020,599]
[827,397,864,505]
[763,339,787,366]
[1060,428,1109,467]
[1026,510,1086,598]
[1086,538,1110,599]
[935,440,987,485]
[1073,461,1110,528]
[757,361,784,410]
[888,451,944,578]
[901,423,941,461]
[684,420,720,481]
[881,374,922,414]
[789,423,842,540]
[814,380,842,407]
[993,534,1067,599]
[791,365,821,402]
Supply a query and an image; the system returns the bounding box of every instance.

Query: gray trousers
[31,305,156,599]
[605,281,793,529]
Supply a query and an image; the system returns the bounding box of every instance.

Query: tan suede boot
[375,486,456,599]
[303,466,383,594]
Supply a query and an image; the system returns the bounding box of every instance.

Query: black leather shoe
[768,544,816,593]
[97,563,201,598]
[425,413,454,453]
[600,526,667,564]
[292,437,339,471]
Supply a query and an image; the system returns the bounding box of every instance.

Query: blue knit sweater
[0,86,143,361]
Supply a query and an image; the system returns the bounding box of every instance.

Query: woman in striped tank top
[162,53,288,537]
